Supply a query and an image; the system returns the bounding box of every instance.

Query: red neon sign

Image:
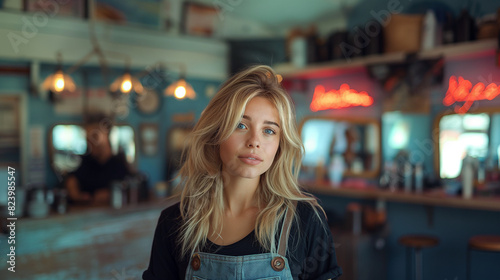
[310,84,373,112]
[443,76,500,114]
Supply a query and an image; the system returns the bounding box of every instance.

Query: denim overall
[185,204,295,280]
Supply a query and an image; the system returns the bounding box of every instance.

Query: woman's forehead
[243,97,280,122]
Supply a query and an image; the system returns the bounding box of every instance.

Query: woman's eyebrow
[242,115,280,128]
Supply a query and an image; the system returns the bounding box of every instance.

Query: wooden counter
[303,181,500,212]
[0,199,171,280]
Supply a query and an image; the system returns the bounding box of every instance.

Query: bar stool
[398,234,439,280]
[466,235,500,280]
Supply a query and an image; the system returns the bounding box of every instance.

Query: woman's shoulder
[295,200,326,220]
[157,199,182,227]
[160,199,181,217]
[293,200,330,234]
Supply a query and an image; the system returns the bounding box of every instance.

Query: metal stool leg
[415,248,422,280]
[466,246,471,280]
[405,247,412,280]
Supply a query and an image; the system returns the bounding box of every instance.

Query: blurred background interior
[0,0,500,279]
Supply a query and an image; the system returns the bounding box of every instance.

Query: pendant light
[41,53,76,93]
[164,63,196,99]
[110,71,144,94]
[165,77,195,99]
[110,59,143,95]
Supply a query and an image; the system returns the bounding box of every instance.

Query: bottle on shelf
[414,162,424,193]
[403,161,413,193]
[461,154,476,199]
[328,154,345,188]
[456,9,477,42]
[421,9,437,50]
[442,12,456,44]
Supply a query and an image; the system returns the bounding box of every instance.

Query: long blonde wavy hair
[177,65,324,258]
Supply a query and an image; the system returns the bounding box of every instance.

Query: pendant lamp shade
[110,72,144,94]
[165,78,195,99]
[42,69,76,93]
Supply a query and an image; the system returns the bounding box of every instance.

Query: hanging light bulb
[110,72,143,94]
[121,79,132,93]
[41,53,76,94]
[42,69,76,93]
[174,84,186,99]
[165,78,195,99]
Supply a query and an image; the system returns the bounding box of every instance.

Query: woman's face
[219,96,281,181]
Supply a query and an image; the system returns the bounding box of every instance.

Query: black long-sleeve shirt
[143,201,342,280]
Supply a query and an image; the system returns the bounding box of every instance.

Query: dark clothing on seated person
[71,152,132,196]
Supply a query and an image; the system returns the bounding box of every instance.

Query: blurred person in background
[64,114,133,205]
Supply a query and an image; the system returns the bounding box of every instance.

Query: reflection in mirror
[437,111,500,179]
[110,125,136,164]
[52,125,86,173]
[165,125,193,182]
[300,117,381,180]
[51,124,136,175]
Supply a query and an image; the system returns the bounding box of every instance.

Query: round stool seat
[468,235,500,252]
[399,235,439,248]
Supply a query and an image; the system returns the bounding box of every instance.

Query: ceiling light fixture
[162,63,196,100]
[110,59,143,95]
[41,52,76,93]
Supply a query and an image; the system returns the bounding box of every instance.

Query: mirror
[435,109,500,179]
[50,123,136,175]
[299,116,381,180]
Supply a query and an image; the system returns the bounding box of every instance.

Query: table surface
[0,199,172,280]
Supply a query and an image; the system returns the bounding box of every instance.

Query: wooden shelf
[302,181,500,212]
[274,39,498,79]
[0,11,228,80]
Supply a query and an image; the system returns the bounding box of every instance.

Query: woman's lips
[238,154,263,165]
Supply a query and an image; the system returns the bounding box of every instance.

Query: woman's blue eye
[237,123,246,129]
[264,128,276,135]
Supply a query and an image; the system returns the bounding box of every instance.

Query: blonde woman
[143,65,342,280]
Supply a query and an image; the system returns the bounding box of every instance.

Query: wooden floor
[0,202,167,280]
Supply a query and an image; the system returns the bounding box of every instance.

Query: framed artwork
[0,96,20,166]
[140,123,159,156]
[92,0,162,29]
[181,2,219,37]
[24,0,86,18]
[2,0,23,11]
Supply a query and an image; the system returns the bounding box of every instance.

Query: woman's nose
[246,131,260,148]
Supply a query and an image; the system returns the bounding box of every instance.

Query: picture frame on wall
[92,0,162,29]
[24,0,86,18]
[139,123,159,157]
[181,2,219,37]
[2,0,24,11]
